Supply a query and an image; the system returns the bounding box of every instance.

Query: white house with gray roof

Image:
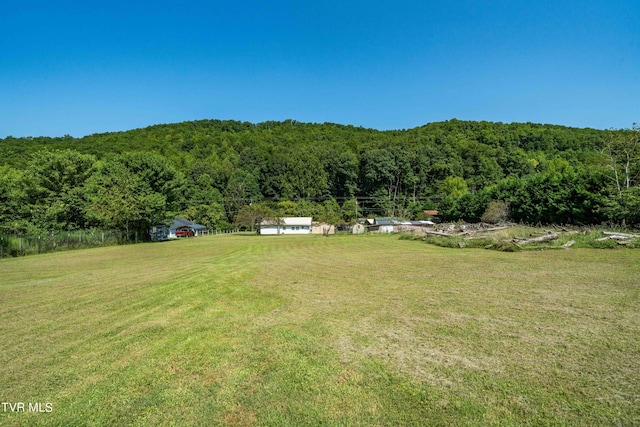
[259,217,312,235]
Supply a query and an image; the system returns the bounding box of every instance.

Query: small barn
[259,217,312,235]
[311,222,335,235]
[351,223,365,234]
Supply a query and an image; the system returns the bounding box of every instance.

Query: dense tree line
[1,119,638,238]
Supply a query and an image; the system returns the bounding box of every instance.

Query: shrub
[481,201,510,224]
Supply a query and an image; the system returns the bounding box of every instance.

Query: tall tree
[318,198,342,224]
[360,148,396,197]
[0,165,22,231]
[438,176,469,199]
[183,173,227,229]
[234,203,276,232]
[86,153,184,239]
[340,198,361,223]
[86,160,165,239]
[224,169,262,220]
[323,149,359,197]
[22,149,97,231]
[118,151,186,213]
[600,125,640,195]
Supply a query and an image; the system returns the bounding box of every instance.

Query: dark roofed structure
[169,218,207,237]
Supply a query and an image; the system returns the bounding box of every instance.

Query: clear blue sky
[1,0,638,138]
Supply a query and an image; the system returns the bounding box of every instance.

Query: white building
[259,217,313,235]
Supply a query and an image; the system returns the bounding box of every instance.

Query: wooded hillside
[1,119,638,237]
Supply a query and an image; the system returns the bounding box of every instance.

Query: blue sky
[1,1,638,138]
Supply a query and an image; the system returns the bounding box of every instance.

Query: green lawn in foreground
[1,234,639,426]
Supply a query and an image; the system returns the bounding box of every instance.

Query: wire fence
[0,228,243,258]
[0,230,129,258]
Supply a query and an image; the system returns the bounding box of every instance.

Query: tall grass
[1,234,639,425]
[0,230,125,258]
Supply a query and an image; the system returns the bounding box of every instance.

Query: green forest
[1,119,638,238]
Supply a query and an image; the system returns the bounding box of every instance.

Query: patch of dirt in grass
[223,403,258,426]
[335,312,504,387]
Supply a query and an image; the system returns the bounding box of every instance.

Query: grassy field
[1,233,639,426]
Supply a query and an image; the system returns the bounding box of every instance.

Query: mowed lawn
[1,234,639,426]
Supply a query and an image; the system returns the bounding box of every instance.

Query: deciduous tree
[234,203,276,232]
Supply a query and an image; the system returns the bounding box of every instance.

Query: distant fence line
[0,230,129,258]
[0,228,241,258]
[209,228,240,236]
